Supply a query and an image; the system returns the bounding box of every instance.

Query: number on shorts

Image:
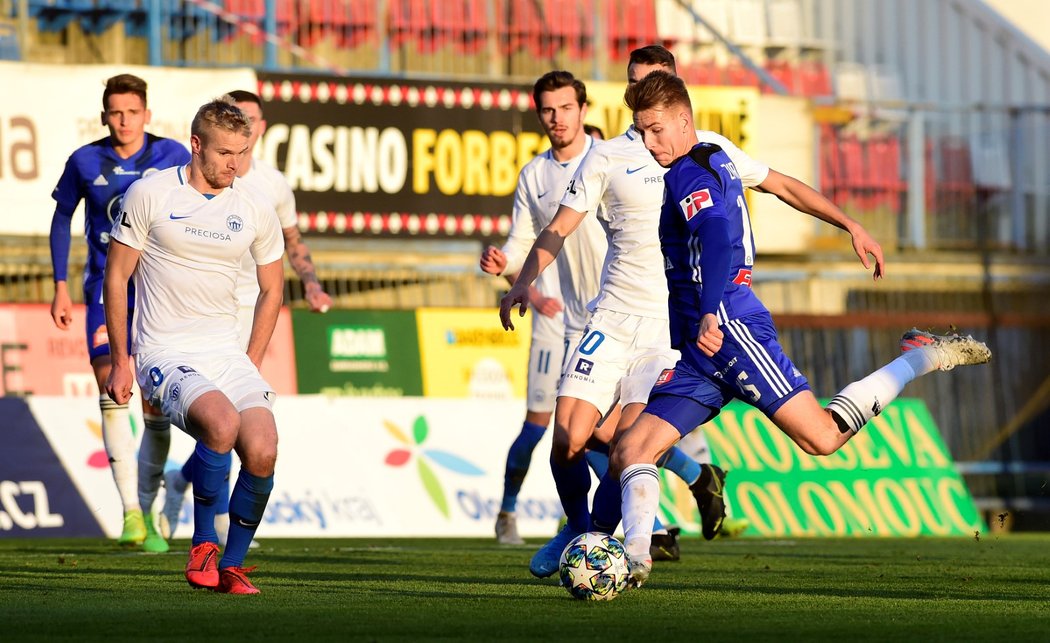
[736,371,761,403]
[578,330,605,355]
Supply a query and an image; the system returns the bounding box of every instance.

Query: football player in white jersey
[481,71,608,546]
[497,44,889,575]
[159,90,332,547]
[104,97,284,595]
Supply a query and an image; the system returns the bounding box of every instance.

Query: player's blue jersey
[659,142,769,350]
[50,133,190,283]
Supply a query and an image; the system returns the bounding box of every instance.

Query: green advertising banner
[657,399,985,537]
[292,310,423,396]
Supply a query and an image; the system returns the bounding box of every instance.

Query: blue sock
[550,456,591,533]
[216,468,231,515]
[220,469,274,569]
[181,453,196,483]
[500,420,547,513]
[590,470,621,533]
[190,443,231,546]
[659,446,701,486]
[584,449,608,478]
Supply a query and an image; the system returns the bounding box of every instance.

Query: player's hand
[479,245,508,275]
[305,284,333,313]
[50,287,74,330]
[529,294,562,319]
[850,226,885,281]
[696,313,723,357]
[499,283,530,330]
[105,365,134,405]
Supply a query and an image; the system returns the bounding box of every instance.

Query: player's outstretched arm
[102,240,141,404]
[49,207,77,330]
[498,204,585,330]
[754,169,884,280]
[282,225,332,312]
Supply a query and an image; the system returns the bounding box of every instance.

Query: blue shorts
[83,274,133,362]
[646,312,810,436]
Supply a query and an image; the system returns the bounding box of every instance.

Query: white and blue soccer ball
[558,531,630,601]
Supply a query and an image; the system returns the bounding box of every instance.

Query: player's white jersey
[234,159,297,307]
[560,126,768,319]
[502,135,608,335]
[112,165,284,355]
[531,267,566,345]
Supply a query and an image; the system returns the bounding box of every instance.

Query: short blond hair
[624,70,691,114]
[191,96,251,143]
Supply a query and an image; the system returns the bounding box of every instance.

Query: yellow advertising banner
[416,308,531,398]
[582,82,759,153]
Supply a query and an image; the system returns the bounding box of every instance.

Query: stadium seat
[762,60,798,95]
[0,24,19,60]
[457,0,488,54]
[798,60,832,97]
[165,0,213,41]
[23,0,93,32]
[388,0,426,49]
[607,0,657,61]
[424,0,462,53]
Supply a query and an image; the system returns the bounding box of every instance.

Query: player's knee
[797,431,841,457]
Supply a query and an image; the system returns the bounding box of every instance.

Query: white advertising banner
[0,62,256,236]
[26,396,567,539]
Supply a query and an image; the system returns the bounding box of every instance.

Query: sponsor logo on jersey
[143,167,159,177]
[226,214,244,232]
[169,383,181,402]
[679,188,713,221]
[655,368,675,385]
[185,227,232,241]
[91,324,109,349]
[92,174,109,186]
[537,190,549,199]
[169,213,192,220]
[626,165,648,175]
[574,358,593,375]
[112,166,141,176]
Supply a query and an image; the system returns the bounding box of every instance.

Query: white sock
[826,350,935,433]
[138,413,171,514]
[620,464,660,560]
[215,513,231,548]
[99,396,140,512]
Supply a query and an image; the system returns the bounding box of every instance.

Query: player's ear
[259,118,267,136]
[144,108,152,125]
[190,134,201,154]
[99,110,106,127]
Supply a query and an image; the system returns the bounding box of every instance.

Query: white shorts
[527,335,563,414]
[557,308,679,411]
[135,349,275,432]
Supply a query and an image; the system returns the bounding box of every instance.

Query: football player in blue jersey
[611,71,991,587]
[49,73,191,552]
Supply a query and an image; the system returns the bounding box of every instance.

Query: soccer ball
[558,532,630,601]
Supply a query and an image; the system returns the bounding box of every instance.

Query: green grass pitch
[1,535,1048,641]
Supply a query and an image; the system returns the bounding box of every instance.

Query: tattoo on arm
[284,227,320,287]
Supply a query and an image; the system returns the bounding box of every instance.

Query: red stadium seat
[457,0,488,54]
[798,60,832,97]
[762,60,798,95]
[607,0,657,61]
[388,0,426,49]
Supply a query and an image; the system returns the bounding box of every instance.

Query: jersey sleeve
[559,147,608,215]
[250,199,286,266]
[110,178,153,251]
[696,131,769,188]
[674,164,729,232]
[674,164,733,316]
[500,171,539,276]
[49,155,83,281]
[272,168,298,229]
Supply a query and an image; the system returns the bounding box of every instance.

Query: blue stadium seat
[23,0,93,32]
[0,24,20,60]
[81,0,141,34]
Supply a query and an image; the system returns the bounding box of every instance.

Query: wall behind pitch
[0,63,256,237]
[0,304,297,396]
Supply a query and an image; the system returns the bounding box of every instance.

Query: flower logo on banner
[383,415,484,518]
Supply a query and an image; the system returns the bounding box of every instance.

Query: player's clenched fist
[479,245,507,275]
[696,313,723,357]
